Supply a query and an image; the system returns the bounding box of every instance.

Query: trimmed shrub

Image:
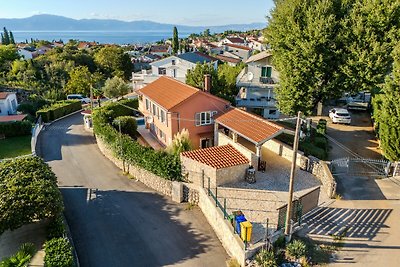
[37,101,82,123]
[93,99,181,180]
[112,116,137,137]
[255,249,277,267]
[314,136,328,150]
[286,240,307,261]
[0,156,63,234]
[44,238,74,267]
[300,142,327,160]
[47,215,66,239]
[0,121,32,137]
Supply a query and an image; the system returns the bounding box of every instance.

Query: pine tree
[3,27,10,45]
[9,31,15,44]
[172,26,179,54]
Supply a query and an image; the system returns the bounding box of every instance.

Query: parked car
[67,94,91,104]
[329,108,351,124]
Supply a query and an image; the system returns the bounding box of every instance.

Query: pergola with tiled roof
[181,144,249,169]
[215,108,284,146]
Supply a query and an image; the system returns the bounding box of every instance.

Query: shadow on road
[60,186,215,267]
[302,207,392,240]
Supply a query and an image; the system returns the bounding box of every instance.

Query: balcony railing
[259,77,275,84]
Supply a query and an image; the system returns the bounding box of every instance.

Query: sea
[12,31,191,45]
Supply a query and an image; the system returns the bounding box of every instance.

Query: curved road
[39,113,228,267]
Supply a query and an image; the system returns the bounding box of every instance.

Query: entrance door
[200,138,213,149]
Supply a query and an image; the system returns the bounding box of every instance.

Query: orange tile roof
[215,108,283,144]
[215,55,242,64]
[0,114,27,123]
[181,144,249,169]
[137,76,229,110]
[0,92,11,99]
[225,43,251,51]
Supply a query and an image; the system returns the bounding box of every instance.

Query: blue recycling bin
[235,215,247,235]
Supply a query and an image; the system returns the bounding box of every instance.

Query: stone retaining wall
[307,156,336,198]
[96,137,172,196]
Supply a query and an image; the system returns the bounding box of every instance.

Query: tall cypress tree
[3,27,10,45]
[172,26,179,54]
[9,31,15,44]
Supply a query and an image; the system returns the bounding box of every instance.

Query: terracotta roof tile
[215,108,283,144]
[0,114,27,123]
[181,144,249,169]
[227,37,246,44]
[225,43,251,51]
[215,55,242,64]
[0,92,11,99]
[137,76,229,110]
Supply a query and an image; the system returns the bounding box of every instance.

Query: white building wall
[0,94,18,116]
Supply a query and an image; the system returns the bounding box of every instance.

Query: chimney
[204,74,211,93]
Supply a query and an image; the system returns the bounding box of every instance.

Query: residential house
[37,45,53,55]
[0,92,19,116]
[223,44,252,61]
[137,76,230,149]
[18,47,37,60]
[132,52,218,90]
[235,51,280,119]
[214,55,242,66]
[248,39,266,52]
[214,107,284,169]
[52,41,64,48]
[77,42,97,49]
[218,36,246,46]
[149,45,172,57]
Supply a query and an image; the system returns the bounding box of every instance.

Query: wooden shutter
[195,113,201,126]
[266,67,272,78]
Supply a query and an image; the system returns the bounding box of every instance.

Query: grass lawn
[0,135,32,159]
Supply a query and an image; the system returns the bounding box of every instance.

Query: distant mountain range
[0,14,265,33]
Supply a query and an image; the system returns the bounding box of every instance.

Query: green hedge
[113,116,137,137]
[44,238,74,267]
[93,99,182,180]
[0,121,32,137]
[37,101,82,123]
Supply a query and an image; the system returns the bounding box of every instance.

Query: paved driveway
[312,110,395,200]
[39,113,228,267]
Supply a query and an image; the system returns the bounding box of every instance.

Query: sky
[0,0,275,26]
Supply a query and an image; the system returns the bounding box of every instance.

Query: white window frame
[195,111,217,126]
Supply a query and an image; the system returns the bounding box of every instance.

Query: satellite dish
[247,72,254,81]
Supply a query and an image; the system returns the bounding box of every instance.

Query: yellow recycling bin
[240,221,252,242]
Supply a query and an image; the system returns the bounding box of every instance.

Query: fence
[31,116,43,156]
[330,157,391,177]
[276,186,320,230]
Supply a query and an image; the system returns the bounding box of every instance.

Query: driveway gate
[330,157,391,177]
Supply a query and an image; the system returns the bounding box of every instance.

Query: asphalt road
[39,113,228,267]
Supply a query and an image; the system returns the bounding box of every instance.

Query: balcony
[235,97,276,108]
[259,77,275,84]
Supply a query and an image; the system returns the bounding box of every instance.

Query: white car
[329,108,351,124]
[67,94,91,104]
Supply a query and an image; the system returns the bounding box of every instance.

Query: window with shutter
[266,67,272,78]
[195,113,201,126]
[261,66,267,77]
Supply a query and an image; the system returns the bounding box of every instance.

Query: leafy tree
[172,26,179,54]
[0,157,63,234]
[373,44,400,161]
[94,46,133,80]
[0,45,19,74]
[216,63,245,102]
[203,29,211,37]
[102,76,130,99]
[44,238,74,267]
[113,116,137,137]
[340,0,400,94]
[64,66,92,96]
[266,0,344,115]
[186,62,218,92]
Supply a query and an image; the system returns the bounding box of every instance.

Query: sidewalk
[136,126,164,150]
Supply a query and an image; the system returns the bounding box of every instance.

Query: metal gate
[330,157,391,177]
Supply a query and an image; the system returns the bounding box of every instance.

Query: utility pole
[90,85,94,111]
[285,111,302,241]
